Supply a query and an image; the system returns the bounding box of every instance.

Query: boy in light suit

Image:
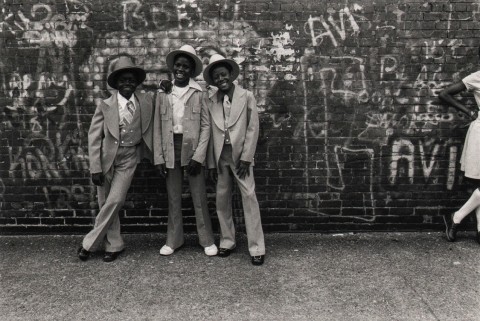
[203,54,266,265]
[78,56,154,262]
[153,45,217,256]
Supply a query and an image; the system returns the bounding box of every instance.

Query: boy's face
[116,71,138,99]
[173,55,193,86]
[211,65,232,93]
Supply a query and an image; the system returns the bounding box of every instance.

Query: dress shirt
[117,92,137,127]
[171,84,191,134]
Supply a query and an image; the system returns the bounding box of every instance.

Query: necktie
[223,95,231,120]
[223,95,231,144]
[123,101,136,125]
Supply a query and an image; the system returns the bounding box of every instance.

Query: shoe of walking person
[443,214,459,242]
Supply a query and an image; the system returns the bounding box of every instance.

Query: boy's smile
[173,56,193,87]
[211,66,232,92]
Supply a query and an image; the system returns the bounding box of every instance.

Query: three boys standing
[79,46,265,266]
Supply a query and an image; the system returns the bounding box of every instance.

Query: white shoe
[204,244,218,256]
[159,245,174,256]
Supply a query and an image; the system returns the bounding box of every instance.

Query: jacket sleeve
[205,99,216,169]
[240,91,259,163]
[192,91,210,164]
[153,91,165,165]
[88,104,105,174]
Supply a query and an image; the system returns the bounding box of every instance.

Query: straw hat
[107,56,146,89]
[166,45,203,78]
[203,54,240,86]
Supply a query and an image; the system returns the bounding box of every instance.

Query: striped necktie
[223,95,231,144]
[223,95,231,120]
[122,101,136,125]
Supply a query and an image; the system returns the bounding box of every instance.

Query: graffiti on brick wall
[0,1,94,214]
[0,0,478,222]
[304,4,365,48]
[267,2,480,219]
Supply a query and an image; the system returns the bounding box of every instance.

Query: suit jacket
[206,85,259,169]
[88,91,154,174]
[153,81,210,168]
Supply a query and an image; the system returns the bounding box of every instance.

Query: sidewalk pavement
[1,232,479,321]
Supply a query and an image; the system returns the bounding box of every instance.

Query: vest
[119,100,142,147]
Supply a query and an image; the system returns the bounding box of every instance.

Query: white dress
[460,71,480,179]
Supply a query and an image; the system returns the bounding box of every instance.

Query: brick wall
[1,0,479,234]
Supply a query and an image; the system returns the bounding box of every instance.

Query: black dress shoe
[103,250,123,262]
[443,214,459,242]
[77,247,90,261]
[218,247,234,257]
[251,255,265,266]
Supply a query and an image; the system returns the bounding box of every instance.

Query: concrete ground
[0,232,479,321]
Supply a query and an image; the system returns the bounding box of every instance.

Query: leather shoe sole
[103,250,124,262]
[77,247,90,261]
[251,255,265,266]
[443,214,456,242]
[218,247,234,257]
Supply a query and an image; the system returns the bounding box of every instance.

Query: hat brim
[166,50,203,78]
[203,58,240,86]
[107,67,146,89]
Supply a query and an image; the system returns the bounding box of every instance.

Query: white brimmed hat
[107,56,146,89]
[166,45,203,78]
[203,54,240,86]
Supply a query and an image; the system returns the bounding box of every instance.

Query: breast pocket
[157,95,170,120]
[190,104,201,120]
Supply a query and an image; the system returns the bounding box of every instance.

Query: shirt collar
[173,78,202,93]
[117,91,136,108]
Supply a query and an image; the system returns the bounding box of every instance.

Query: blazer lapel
[227,86,246,127]
[209,94,226,130]
[137,92,152,135]
[104,94,119,140]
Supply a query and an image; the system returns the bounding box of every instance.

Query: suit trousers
[216,144,265,256]
[165,162,215,249]
[82,146,138,252]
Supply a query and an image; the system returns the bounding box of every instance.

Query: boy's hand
[156,164,167,178]
[208,168,218,183]
[236,161,251,180]
[186,159,202,176]
[470,110,478,121]
[159,80,173,94]
[91,172,104,186]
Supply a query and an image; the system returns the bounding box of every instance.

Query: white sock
[453,189,480,224]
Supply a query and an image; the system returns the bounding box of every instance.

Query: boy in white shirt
[153,45,217,256]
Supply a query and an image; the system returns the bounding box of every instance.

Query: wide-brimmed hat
[166,45,203,78]
[203,54,240,86]
[107,56,146,89]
